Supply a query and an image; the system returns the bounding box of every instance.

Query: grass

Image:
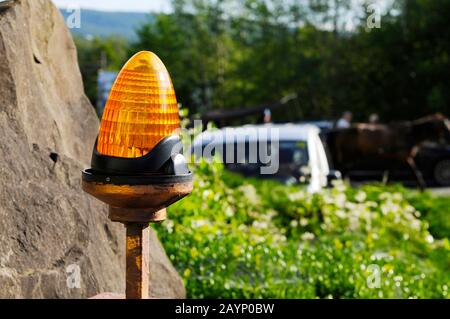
[154,160,450,298]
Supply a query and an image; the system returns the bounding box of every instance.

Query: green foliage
[131,3,237,112]
[403,191,450,239]
[74,36,129,105]
[154,161,450,298]
[129,0,450,121]
[72,0,450,121]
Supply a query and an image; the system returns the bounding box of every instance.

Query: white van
[192,124,339,192]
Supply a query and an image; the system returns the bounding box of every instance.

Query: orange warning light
[97,51,180,158]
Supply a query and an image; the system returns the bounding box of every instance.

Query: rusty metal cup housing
[82,135,193,299]
[81,171,193,223]
[81,136,193,223]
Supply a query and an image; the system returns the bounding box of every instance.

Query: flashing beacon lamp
[81,51,193,299]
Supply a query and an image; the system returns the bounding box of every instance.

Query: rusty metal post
[82,179,192,299]
[125,223,150,299]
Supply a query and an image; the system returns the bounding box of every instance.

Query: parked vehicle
[325,140,450,187]
[322,114,450,188]
[192,124,340,192]
[416,142,450,186]
[297,120,334,132]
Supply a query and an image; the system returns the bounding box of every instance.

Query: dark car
[415,142,450,186]
[330,142,450,187]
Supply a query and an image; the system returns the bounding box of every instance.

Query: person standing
[263,108,272,124]
[336,111,352,128]
[369,113,379,124]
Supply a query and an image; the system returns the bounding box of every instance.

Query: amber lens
[97,51,180,158]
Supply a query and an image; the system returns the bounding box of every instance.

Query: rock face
[0,0,185,298]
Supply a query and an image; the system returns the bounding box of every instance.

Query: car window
[278,141,309,165]
[201,141,308,164]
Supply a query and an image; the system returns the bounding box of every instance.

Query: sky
[52,0,393,24]
[52,0,171,13]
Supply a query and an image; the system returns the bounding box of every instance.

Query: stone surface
[0,0,185,298]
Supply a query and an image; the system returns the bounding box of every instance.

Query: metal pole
[125,223,150,299]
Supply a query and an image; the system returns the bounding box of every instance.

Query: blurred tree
[74,35,128,106]
[73,0,450,123]
[131,0,236,113]
[346,0,450,120]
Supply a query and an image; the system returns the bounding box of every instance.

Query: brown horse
[324,113,450,190]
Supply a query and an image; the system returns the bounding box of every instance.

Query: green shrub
[154,160,450,298]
